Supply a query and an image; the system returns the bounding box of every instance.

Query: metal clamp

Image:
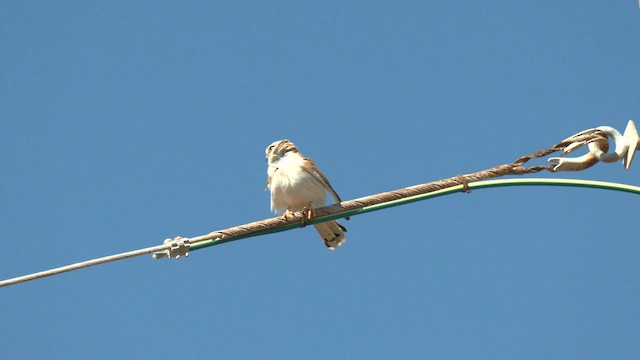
[152,236,191,260]
[549,120,639,171]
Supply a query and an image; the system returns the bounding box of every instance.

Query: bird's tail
[313,221,347,250]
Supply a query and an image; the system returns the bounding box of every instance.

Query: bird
[265,139,347,250]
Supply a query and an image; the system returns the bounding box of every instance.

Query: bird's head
[265,139,299,164]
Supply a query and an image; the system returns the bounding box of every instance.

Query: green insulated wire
[5,121,639,287]
[3,177,638,287]
[189,178,640,251]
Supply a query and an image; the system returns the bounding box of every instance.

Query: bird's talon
[282,210,294,220]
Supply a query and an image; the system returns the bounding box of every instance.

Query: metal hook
[586,126,628,163]
[548,120,639,172]
[587,121,639,169]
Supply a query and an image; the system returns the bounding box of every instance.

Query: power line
[0,245,168,287]
[2,124,638,288]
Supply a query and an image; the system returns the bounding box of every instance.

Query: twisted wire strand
[189,131,606,248]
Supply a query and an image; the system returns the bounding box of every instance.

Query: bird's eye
[268,145,275,151]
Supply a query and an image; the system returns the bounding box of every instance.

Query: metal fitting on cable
[549,120,639,171]
[152,236,191,260]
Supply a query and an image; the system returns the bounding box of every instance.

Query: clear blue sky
[2,2,639,359]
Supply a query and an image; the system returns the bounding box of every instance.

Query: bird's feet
[282,206,314,227]
[282,209,294,220]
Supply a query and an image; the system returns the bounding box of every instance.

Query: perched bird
[265,139,347,250]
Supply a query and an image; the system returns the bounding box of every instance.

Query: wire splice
[152,237,191,260]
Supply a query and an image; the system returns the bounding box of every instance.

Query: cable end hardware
[152,236,191,260]
[549,120,639,172]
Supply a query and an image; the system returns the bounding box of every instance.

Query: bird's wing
[302,157,342,204]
